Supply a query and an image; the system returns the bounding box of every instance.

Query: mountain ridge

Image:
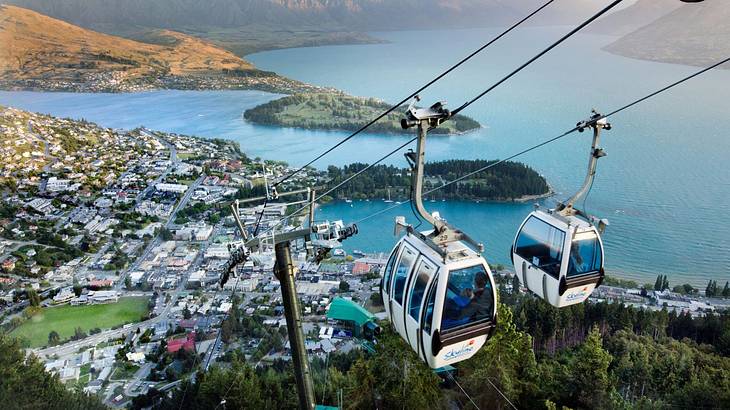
[604,1,730,69]
[0,5,320,93]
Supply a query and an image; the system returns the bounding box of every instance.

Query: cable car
[381,225,497,369]
[511,111,611,308]
[380,97,497,368]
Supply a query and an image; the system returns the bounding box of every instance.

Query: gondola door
[403,257,437,358]
[389,243,418,339]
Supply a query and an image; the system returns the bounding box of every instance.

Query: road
[27,121,58,173]
[123,362,154,397]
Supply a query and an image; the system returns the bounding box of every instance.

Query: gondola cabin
[381,231,497,369]
[511,209,605,308]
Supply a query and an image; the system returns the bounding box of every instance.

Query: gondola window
[393,246,416,304]
[422,277,438,335]
[567,236,602,277]
[515,216,566,277]
[382,245,399,295]
[409,262,434,319]
[441,265,494,332]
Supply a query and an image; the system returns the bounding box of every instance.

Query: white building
[88,290,119,304]
[155,183,188,194]
[204,245,230,259]
[53,287,75,305]
[45,176,70,192]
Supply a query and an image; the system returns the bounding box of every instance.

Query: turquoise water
[1,27,729,286]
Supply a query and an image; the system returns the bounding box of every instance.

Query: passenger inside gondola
[441,266,494,331]
[567,236,602,277]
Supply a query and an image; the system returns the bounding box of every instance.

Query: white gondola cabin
[511,209,605,307]
[511,111,611,308]
[381,230,497,369]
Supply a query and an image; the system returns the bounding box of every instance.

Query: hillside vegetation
[244,93,480,135]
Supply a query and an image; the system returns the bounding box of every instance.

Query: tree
[221,315,235,343]
[0,334,107,409]
[723,281,730,297]
[369,292,383,307]
[567,326,614,409]
[462,304,538,409]
[339,280,350,293]
[654,275,662,291]
[72,327,87,341]
[344,327,442,409]
[512,274,522,294]
[662,275,670,291]
[48,330,60,346]
[125,276,133,290]
[160,227,173,241]
[27,288,41,307]
[706,280,717,297]
[182,306,192,320]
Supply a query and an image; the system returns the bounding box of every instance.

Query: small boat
[345,198,353,203]
[353,250,366,257]
[384,188,394,203]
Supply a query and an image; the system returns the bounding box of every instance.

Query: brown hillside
[0,4,253,83]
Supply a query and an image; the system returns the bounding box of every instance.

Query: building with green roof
[326,297,376,337]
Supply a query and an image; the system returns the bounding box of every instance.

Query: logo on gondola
[443,341,476,361]
[565,287,590,302]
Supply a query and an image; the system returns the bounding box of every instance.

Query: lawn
[10,296,149,348]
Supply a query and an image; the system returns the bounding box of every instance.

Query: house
[351,262,372,275]
[89,279,114,289]
[1,257,16,273]
[326,297,377,338]
[126,352,146,363]
[166,332,196,353]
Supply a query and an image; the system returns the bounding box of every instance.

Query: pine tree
[662,275,670,291]
[569,326,614,409]
[654,275,662,291]
[461,304,538,409]
[723,281,730,297]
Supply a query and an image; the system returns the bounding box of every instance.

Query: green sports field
[10,296,149,348]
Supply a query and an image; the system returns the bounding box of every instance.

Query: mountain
[4,0,602,34]
[0,5,319,93]
[589,0,681,36]
[603,1,730,68]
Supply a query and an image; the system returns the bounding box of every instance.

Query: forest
[243,93,481,135]
[324,159,551,201]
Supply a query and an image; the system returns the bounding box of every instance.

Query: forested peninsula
[323,159,551,202]
[243,93,481,135]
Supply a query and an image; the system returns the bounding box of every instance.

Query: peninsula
[243,93,481,135]
[323,159,551,202]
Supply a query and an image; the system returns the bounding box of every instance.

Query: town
[0,106,728,407]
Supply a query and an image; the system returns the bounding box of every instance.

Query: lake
[1,26,729,286]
